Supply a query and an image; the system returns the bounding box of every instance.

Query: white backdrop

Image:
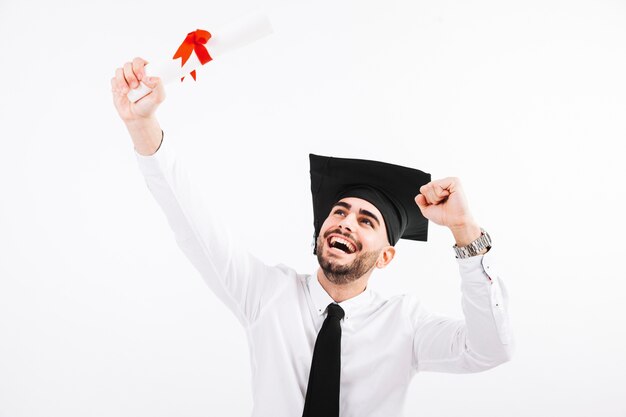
[1,0,625,416]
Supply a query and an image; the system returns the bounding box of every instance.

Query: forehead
[334,197,384,220]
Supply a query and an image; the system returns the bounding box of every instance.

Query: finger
[143,75,159,88]
[427,186,442,204]
[422,180,453,204]
[418,184,430,204]
[110,76,125,95]
[151,76,166,103]
[132,57,148,81]
[123,61,139,89]
[414,194,428,211]
[419,184,440,205]
[431,177,459,194]
[115,67,129,93]
[433,183,451,200]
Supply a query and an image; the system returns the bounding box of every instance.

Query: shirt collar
[308,267,373,321]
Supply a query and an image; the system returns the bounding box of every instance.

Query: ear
[376,246,396,269]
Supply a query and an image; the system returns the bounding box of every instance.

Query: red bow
[172,29,213,82]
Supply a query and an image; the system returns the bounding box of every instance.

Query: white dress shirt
[134,135,514,417]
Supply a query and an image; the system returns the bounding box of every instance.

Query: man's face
[316,197,394,285]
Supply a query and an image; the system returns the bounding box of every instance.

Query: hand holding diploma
[111,13,272,155]
[111,58,165,156]
[111,57,165,125]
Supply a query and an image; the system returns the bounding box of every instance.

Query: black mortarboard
[309,153,431,254]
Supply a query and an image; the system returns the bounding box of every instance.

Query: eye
[361,218,373,227]
[334,209,346,216]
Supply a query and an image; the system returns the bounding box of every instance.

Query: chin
[316,240,380,285]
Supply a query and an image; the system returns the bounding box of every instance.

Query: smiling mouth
[326,235,357,254]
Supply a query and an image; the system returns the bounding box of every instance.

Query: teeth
[330,236,356,253]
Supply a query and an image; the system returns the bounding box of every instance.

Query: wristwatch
[453,228,492,259]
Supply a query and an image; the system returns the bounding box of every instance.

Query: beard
[316,229,381,285]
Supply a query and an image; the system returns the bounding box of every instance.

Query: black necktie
[302,303,345,417]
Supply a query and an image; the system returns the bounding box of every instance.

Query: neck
[316,267,371,303]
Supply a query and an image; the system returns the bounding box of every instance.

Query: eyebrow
[333,201,381,227]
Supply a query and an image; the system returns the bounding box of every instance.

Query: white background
[1,0,625,416]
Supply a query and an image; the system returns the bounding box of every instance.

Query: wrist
[125,116,159,133]
[453,227,491,258]
[449,221,482,247]
[126,117,162,156]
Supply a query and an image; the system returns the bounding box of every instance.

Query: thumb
[414,194,428,212]
[415,193,441,224]
[143,76,166,102]
[143,76,162,90]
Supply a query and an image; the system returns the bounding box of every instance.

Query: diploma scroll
[127,13,273,103]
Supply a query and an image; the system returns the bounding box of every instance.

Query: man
[111,57,513,417]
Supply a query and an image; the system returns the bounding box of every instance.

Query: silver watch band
[453,228,491,259]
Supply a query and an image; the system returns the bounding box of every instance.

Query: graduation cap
[310,153,431,254]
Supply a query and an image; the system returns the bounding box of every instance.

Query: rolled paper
[126,13,273,103]
[172,29,213,82]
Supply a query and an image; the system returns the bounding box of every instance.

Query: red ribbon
[172,29,213,82]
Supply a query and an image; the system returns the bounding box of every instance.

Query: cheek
[361,232,386,251]
[319,217,337,235]
[361,236,377,250]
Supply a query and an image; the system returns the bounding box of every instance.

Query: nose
[338,212,357,232]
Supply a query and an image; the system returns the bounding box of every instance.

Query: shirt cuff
[456,246,498,284]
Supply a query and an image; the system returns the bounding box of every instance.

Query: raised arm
[410,177,514,372]
[111,58,290,327]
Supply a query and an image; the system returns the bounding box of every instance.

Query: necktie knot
[326,303,345,320]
